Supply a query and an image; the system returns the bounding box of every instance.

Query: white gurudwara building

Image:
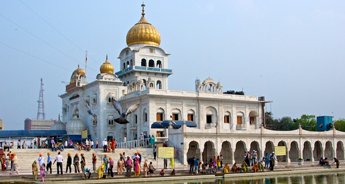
[60,3,345,165]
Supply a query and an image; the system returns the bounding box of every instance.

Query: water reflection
[127,172,345,184]
[176,173,345,184]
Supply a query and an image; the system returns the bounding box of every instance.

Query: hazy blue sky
[0,1,344,130]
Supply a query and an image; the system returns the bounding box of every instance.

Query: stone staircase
[1,148,185,175]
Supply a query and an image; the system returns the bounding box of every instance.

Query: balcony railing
[116,66,173,77]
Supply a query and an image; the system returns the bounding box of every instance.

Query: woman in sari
[134,157,140,176]
[143,160,148,177]
[117,157,124,175]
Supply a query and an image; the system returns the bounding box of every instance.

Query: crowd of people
[1,139,342,182]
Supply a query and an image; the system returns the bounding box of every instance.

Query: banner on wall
[81,129,88,139]
[274,146,286,156]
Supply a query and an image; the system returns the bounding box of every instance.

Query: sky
[0,0,344,130]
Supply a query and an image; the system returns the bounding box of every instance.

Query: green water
[140,172,345,184]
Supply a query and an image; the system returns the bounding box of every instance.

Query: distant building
[24,118,55,130]
[0,119,3,130]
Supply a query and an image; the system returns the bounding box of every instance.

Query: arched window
[187,109,195,121]
[224,111,231,123]
[150,83,154,88]
[123,63,126,70]
[141,59,147,67]
[157,60,162,68]
[171,109,181,121]
[108,115,114,126]
[237,112,244,125]
[149,59,154,67]
[126,61,130,68]
[156,80,162,89]
[156,108,164,121]
[130,59,133,66]
[205,106,217,125]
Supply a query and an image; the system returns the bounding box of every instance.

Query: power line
[17,0,100,70]
[0,40,68,71]
[0,12,79,63]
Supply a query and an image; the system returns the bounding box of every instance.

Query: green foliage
[265,112,297,130]
[265,113,318,131]
[295,114,317,131]
[335,119,345,132]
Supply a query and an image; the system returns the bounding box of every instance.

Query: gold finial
[141,2,145,17]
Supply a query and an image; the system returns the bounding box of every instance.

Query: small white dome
[66,117,86,135]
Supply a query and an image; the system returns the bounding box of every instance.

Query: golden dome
[100,55,114,74]
[70,65,86,83]
[126,4,161,46]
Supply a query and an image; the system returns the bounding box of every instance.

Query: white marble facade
[60,4,345,165]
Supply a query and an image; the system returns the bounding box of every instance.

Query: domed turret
[100,55,114,74]
[70,65,86,83]
[66,116,86,135]
[126,3,161,46]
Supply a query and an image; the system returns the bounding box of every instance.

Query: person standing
[103,154,109,174]
[40,163,46,182]
[66,153,72,173]
[103,139,108,152]
[92,153,97,173]
[37,153,45,167]
[153,146,157,160]
[163,158,168,169]
[108,157,114,177]
[46,152,52,174]
[143,160,148,177]
[53,151,63,175]
[73,153,80,173]
[51,139,56,152]
[269,152,276,171]
[218,155,222,168]
[334,157,340,168]
[32,160,38,180]
[134,157,140,176]
[90,140,94,149]
[125,156,132,177]
[117,157,124,175]
[80,153,86,173]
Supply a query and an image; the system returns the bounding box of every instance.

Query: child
[32,160,38,180]
[40,163,46,182]
[160,168,165,176]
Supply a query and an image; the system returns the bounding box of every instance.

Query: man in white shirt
[53,151,63,175]
[103,139,108,152]
[90,140,94,149]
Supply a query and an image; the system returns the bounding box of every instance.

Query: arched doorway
[303,141,312,161]
[234,141,247,163]
[277,141,287,162]
[324,141,334,160]
[187,141,200,160]
[264,141,274,155]
[336,141,344,160]
[249,141,261,158]
[220,141,232,164]
[289,141,299,162]
[202,141,215,163]
[313,141,323,161]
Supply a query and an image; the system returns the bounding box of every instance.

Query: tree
[295,114,317,131]
[335,119,345,132]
